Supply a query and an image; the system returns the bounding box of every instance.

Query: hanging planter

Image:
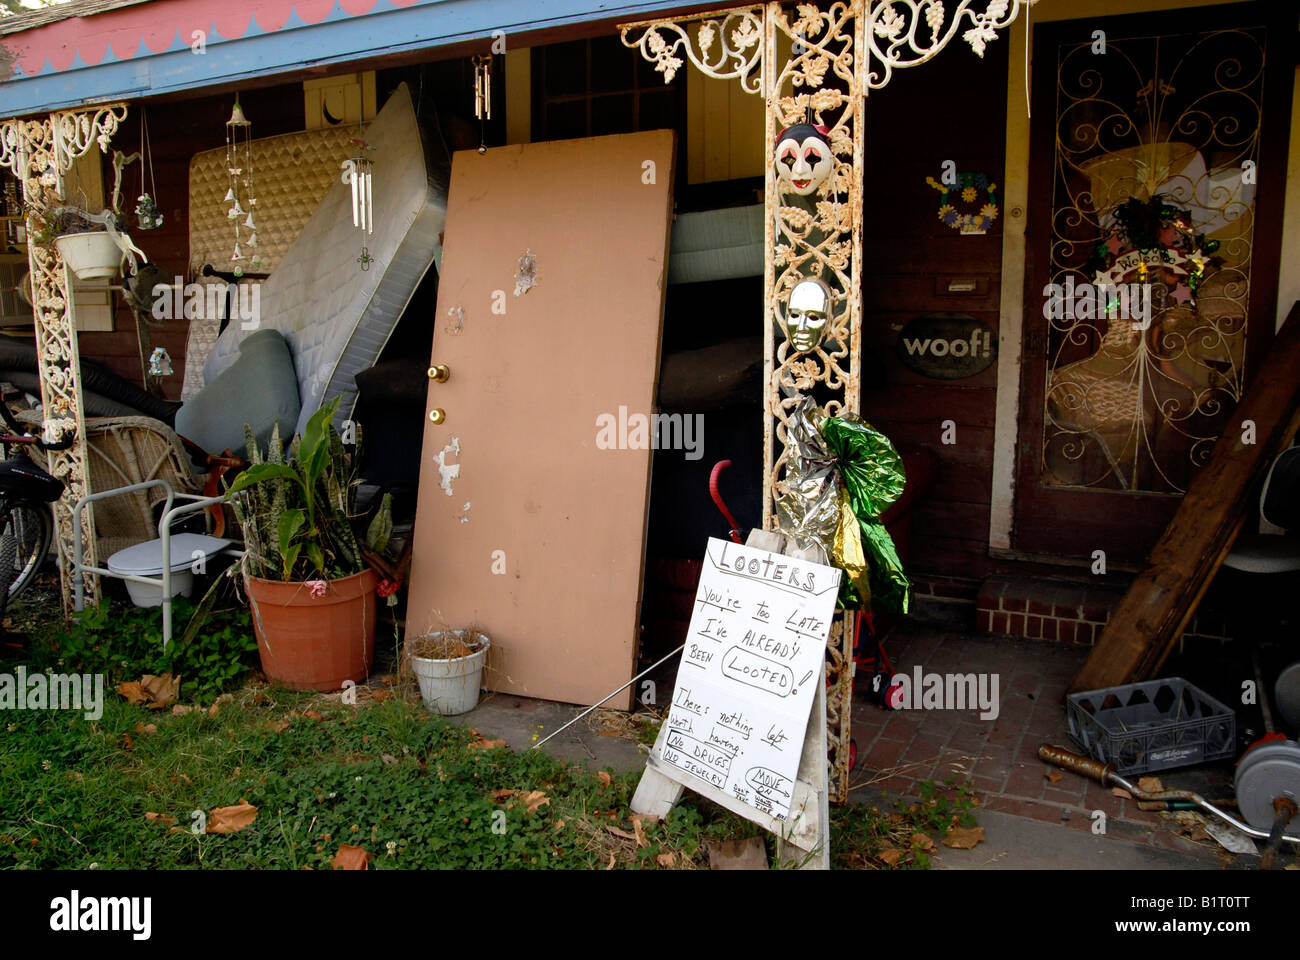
[54,228,121,280]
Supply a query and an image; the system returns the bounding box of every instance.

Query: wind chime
[224,98,260,277]
[341,126,375,271]
[473,54,491,153]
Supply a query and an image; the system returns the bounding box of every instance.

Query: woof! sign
[656,538,840,821]
[896,313,996,380]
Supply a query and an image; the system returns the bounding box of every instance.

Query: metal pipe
[1038,744,1300,845]
[532,644,685,750]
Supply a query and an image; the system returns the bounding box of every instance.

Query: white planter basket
[54,230,121,280]
[409,633,490,716]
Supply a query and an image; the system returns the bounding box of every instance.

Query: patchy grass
[0,674,763,869]
[2,583,977,870]
[832,778,981,869]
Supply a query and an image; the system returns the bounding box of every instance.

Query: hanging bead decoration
[224,98,260,277]
[341,130,375,270]
[473,54,491,154]
[134,106,164,230]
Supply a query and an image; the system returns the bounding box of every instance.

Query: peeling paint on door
[436,437,461,495]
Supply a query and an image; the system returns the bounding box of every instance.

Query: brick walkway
[847,623,1236,853]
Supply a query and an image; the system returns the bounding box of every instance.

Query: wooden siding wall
[80,83,306,399]
[859,45,1010,579]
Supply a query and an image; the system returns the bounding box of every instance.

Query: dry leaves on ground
[144,812,176,826]
[941,825,985,850]
[910,832,937,854]
[518,790,550,814]
[205,802,258,835]
[1137,776,1164,794]
[331,845,370,870]
[597,771,611,787]
[469,738,507,751]
[134,722,157,735]
[1044,772,1062,783]
[117,674,179,710]
[877,848,902,866]
[656,852,677,868]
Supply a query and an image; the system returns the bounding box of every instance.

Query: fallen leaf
[553,820,565,831]
[134,722,157,735]
[656,851,676,868]
[119,732,133,751]
[1044,772,1063,783]
[264,718,291,734]
[605,852,616,870]
[372,690,393,703]
[205,802,258,835]
[1111,787,1133,799]
[632,818,648,848]
[910,832,936,853]
[519,790,550,814]
[489,788,517,804]
[597,771,612,787]
[303,709,324,722]
[172,705,194,717]
[1137,776,1164,794]
[144,812,176,826]
[469,738,507,751]
[137,674,179,709]
[877,848,902,866]
[208,703,220,717]
[331,845,370,870]
[941,825,985,850]
[606,826,638,842]
[169,773,192,786]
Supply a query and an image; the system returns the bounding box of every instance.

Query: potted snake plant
[225,396,390,691]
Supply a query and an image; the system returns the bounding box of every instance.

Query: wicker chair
[21,412,220,561]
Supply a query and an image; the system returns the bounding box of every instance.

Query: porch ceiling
[0,0,717,118]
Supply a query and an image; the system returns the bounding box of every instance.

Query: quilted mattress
[203,82,447,437]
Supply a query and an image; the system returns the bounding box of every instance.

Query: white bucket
[409,634,490,716]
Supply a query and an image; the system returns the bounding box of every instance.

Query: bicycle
[0,387,75,617]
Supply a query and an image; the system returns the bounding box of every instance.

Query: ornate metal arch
[623,0,1032,802]
[1,104,128,611]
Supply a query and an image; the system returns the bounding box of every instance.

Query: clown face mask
[774,124,833,196]
[783,279,833,353]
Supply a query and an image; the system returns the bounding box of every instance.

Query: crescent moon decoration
[322,96,343,126]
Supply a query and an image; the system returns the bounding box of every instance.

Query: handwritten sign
[658,537,841,820]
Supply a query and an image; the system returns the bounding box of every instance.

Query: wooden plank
[1071,303,1300,692]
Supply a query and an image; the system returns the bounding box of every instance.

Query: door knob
[428,364,450,382]
[428,408,445,424]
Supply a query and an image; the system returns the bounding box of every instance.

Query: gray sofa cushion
[175,328,300,456]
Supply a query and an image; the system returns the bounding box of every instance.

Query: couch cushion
[176,328,299,456]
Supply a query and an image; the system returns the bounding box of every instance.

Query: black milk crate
[1066,678,1235,776]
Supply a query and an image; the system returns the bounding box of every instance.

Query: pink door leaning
[404,130,676,710]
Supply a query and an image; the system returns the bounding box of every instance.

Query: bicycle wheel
[0,501,52,603]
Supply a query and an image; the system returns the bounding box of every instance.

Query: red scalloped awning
[4,0,389,78]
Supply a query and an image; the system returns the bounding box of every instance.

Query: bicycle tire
[0,501,52,603]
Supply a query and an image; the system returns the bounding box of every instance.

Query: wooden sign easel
[632,530,839,869]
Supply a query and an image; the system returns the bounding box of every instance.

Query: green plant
[225,397,373,582]
[36,597,259,704]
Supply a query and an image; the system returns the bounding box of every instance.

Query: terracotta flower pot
[244,568,378,691]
